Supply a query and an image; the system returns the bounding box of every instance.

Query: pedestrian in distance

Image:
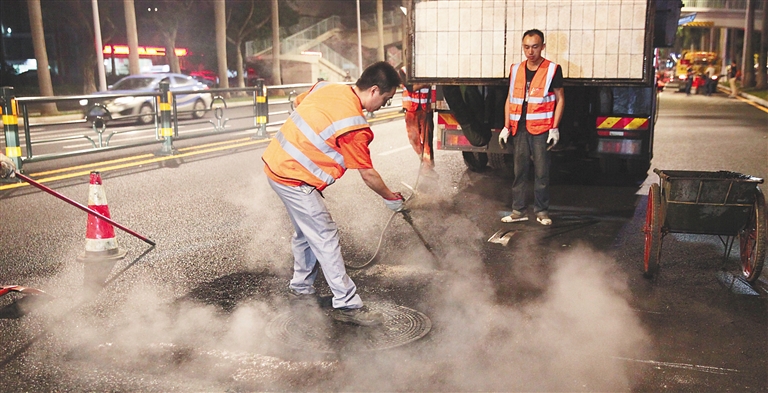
[684,65,694,95]
[261,61,404,326]
[728,60,740,98]
[0,154,17,178]
[499,29,565,226]
[704,62,717,96]
[399,66,436,174]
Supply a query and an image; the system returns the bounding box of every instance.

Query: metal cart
[644,169,766,282]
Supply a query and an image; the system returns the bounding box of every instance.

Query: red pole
[14,172,156,246]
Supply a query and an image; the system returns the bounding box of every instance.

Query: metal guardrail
[1,81,404,171]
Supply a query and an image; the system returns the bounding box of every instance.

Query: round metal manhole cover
[266,301,431,353]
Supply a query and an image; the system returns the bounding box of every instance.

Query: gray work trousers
[268,178,363,309]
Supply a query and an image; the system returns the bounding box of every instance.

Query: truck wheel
[441,85,491,146]
[488,153,514,178]
[462,152,488,172]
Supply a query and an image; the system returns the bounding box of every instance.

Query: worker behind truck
[261,61,403,327]
[0,154,17,178]
[498,29,565,226]
[399,66,435,174]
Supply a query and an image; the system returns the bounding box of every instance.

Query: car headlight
[79,99,89,106]
[114,96,136,105]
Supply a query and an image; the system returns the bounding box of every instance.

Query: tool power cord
[345,116,430,270]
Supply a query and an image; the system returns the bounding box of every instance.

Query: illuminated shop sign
[103,45,188,57]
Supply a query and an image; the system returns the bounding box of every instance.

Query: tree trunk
[755,4,767,89]
[163,31,180,73]
[741,0,756,88]
[26,0,57,114]
[235,40,245,88]
[124,0,140,75]
[271,0,281,85]
[215,0,229,89]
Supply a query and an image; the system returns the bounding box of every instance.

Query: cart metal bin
[644,169,766,282]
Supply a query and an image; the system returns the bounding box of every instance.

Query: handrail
[2,82,403,170]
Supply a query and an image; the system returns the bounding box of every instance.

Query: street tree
[226,0,269,88]
[137,0,195,74]
[26,0,55,113]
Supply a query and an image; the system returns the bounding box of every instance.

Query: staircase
[245,16,359,78]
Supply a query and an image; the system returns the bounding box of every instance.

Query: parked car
[81,73,213,125]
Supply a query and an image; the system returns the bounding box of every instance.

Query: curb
[717,84,768,108]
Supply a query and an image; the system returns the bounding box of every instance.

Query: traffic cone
[77,171,127,262]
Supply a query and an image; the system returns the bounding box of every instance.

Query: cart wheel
[739,190,766,283]
[643,183,663,278]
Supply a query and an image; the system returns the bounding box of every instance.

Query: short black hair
[356,61,401,93]
[523,29,545,44]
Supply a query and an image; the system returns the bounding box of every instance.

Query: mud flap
[442,86,491,147]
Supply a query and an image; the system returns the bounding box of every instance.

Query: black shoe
[331,306,385,326]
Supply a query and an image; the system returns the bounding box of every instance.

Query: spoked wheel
[643,183,663,278]
[739,190,766,283]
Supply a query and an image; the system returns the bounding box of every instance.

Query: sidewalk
[718,85,768,108]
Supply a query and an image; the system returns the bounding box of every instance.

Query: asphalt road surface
[0,89,765,391]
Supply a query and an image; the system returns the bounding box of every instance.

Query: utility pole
[124,0,140,75]
[92,0,107,91]
[377,0,385,62]
[271,0,281,84]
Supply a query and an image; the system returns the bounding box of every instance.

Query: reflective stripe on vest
[402,87,430,111]
[263,83,369,190]
[508,60,557,135]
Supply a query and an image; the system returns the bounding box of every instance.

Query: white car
[82,73,213,125]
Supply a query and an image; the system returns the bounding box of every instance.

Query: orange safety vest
[507,59,558,135]
[402,86,431,112]
[401,66,431,112]
[262,82,369,191]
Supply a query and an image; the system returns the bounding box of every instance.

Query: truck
[403,0,683,175]
[669,51,721,93]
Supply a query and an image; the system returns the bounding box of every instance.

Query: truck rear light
[597,138,642,155]
[444,131,473,148]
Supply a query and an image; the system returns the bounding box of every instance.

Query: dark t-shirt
[519,63,563,132]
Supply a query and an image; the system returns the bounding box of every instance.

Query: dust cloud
[10,172,651,391]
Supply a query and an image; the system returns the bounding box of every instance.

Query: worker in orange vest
[399,66,435,173]
[499,29,565,226]
[262,62,403,326]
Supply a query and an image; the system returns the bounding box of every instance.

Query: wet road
[0,89,766,391]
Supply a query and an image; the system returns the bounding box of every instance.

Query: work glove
[0,154,16,178]
[498,127,510,149]
[546,128,559,150]
[383,192,405,212]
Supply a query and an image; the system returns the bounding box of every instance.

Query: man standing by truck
[399,66,435,172]
[262,62,404,326]
[499,29,565,226]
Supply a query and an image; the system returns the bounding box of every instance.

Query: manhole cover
[266,301,431,353]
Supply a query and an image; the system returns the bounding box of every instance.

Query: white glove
[547,128,559,149]
[498,127,510,149]
[383,192,405,212]
[0,154,16,178]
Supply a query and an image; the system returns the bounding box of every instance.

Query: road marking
[613,356,740,375]
[61,125,221,149]
[737,95,768,114]
[0,138,270,191]
[379,145,412,156]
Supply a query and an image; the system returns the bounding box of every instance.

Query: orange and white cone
[77,171,126,262]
